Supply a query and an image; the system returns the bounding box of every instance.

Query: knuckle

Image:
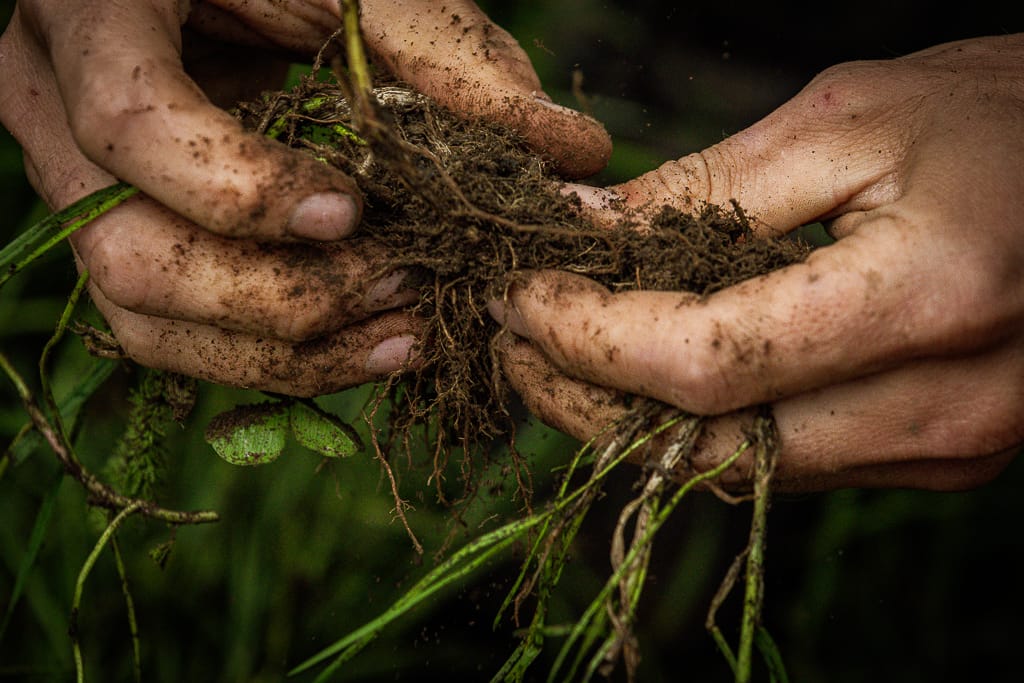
[278,301,338,342]
[799,59,893,122]
[78,228,155,312]
[624,153,715,211]
[69,71,150,159]
[623,147,742,216]
[919,366,1024,465]
[663,353,735,415]
[912,257,1012,351]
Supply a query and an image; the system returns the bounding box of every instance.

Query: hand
[490,34,1024,492]
[0,0,611,395]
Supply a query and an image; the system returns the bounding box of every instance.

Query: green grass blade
[290,512,544,677]
[755,627,790,683]
[0,182,138,289]
[0,465,63,645]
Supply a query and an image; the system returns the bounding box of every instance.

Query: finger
[806,450,1017,492]
[560,183,644,232]
[187,1,612,177]
[492,206,1015,415]
[185,0,338,55]
[497,333,627,441]
[608,59,916,235]
[72,201,415,341]
[765,344,1024,486]
[178,29,293,110]
[20,0,361,240]
[89,284,422,397]
[2,13,412,340]
[499,337,1023,492]
[0,6,115,205]
[358,0,611,179]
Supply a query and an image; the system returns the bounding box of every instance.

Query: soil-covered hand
[0,0,610,395]
[490,34,1024,492]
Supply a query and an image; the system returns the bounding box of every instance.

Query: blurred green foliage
[2,1,1024,682]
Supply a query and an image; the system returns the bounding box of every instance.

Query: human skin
[489,34,1024,492]
[0,0,610,395]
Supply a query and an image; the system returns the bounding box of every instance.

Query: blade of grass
[755,627,789,683]
[0,464,63,645]
[289,511,544,677]
[0,182,138,290]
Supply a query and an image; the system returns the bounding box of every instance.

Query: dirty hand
[490,34,1024,491]
[0,0,610,395]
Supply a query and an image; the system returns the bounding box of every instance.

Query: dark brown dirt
[233,75,808,502]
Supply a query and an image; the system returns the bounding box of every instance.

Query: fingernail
[288,192,359,240]
[364,270,416,311]
[561,183,622,211]
[365,335,417,375]
[487,299,530,338]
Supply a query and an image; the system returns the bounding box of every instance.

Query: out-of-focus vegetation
[2,1,1024,681]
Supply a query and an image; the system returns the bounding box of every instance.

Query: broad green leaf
[289,401,363,458]
[204,402,289,466]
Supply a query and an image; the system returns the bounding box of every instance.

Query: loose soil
[233,75,808,504]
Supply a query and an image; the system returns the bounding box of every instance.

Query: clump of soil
[233,75,808,503]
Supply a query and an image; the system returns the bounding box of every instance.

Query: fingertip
[364,334,419,375]
[287,191,361,241]
[525,96,612,179]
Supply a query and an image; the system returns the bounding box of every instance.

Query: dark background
[3,1,1024,681]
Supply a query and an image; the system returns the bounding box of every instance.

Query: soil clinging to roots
[234,76,808,505]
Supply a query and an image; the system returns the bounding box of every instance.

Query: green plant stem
[737,425,775,683]
[111,534,142,683]
[497,413,687,629]
[296,414,688,680]
[340,0,374,121]
[755,627,790,683]
[0,351,219,526]
[6,359,117,467]
[71,502,144,683]
[39,270,91,445]
[551,439,751,683]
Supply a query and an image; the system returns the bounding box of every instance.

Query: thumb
[611,60,910,235]
[359,0,611,179]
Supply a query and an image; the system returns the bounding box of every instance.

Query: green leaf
[289,401,363,458]
[204,402,289,466]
